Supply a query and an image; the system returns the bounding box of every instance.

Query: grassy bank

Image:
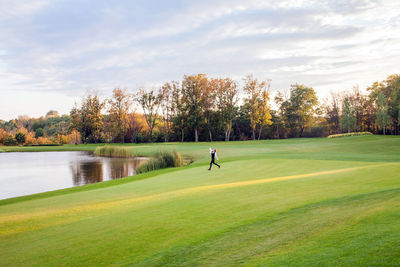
[1,136,400,265]
[0,143,99,152]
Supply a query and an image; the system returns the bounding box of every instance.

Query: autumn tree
[375,92,391,135]
[324,92,341,134]
[126,113,143,143]
[46,110,59,118]
[0,128,7,144]
[274,90,290,139]
[69,102,81,144]
[16,127,35,145]
[108,88,132,143]
[5,134,17,145]
[202,79,216,142]
[214,78,238,141]
[80,94,105,143]
[363,96,377,133]
[135,88,161,141]
[256,81,272,140]
[243,75,265,140]
[181,74,208,142]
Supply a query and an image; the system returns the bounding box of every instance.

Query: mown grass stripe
[0,162,394,237]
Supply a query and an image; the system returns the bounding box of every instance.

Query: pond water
[0,151,147,200]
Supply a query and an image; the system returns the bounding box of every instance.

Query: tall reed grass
[136,150,183,174]
[94,146,134,158]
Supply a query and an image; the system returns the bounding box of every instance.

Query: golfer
[208,148,220,170]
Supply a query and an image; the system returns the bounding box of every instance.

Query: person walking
[208,148,220,171]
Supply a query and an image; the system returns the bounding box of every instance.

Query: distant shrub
[135,133,144,143]
[151,130,164,142]
[327,132,373,138]
[15,132,26,145]
[136,150,183,174]
[303,126,328,137]
[5,135,17,146]
[34,128,44,138]
[28,144,63,147]
[0,148,5,153]
[94,145,134,158]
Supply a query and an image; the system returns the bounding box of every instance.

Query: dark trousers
[209,158,220,169]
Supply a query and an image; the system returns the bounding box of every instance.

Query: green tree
[398,104,400,128]
[34,128,44,138]
[171,82,186,142]
[15,132,26,145]
[281,84,318,137]
[160,82,174,142]
[375,92,391,135]
[181,74,208,142]
[340,97,357,133]
[368,74,400,134]
[348,86,366,132]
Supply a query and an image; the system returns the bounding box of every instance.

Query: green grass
[1,135,400,266]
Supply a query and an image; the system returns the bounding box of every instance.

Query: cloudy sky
[0,0,399,120]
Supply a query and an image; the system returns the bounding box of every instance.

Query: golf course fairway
[1,135,400,266]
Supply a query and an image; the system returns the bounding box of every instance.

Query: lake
[0,151,147,200]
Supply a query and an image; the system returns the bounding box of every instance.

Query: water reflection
[70,161,104,185]
[70,155,147,186]
[0,151,148,200]
[70,155,146,186]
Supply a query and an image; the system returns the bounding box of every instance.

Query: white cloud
[0,0,50,20]
[0,0,400,119]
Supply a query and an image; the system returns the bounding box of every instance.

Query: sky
[0,0,399,120]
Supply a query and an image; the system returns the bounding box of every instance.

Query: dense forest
[1,73,399,145]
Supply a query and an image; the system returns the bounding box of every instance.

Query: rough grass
[1,136,400,266]
[328,132,373,138]
[93,145,134,157]
[136,150,183,174]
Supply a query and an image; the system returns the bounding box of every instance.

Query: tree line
[1,73,399,145]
